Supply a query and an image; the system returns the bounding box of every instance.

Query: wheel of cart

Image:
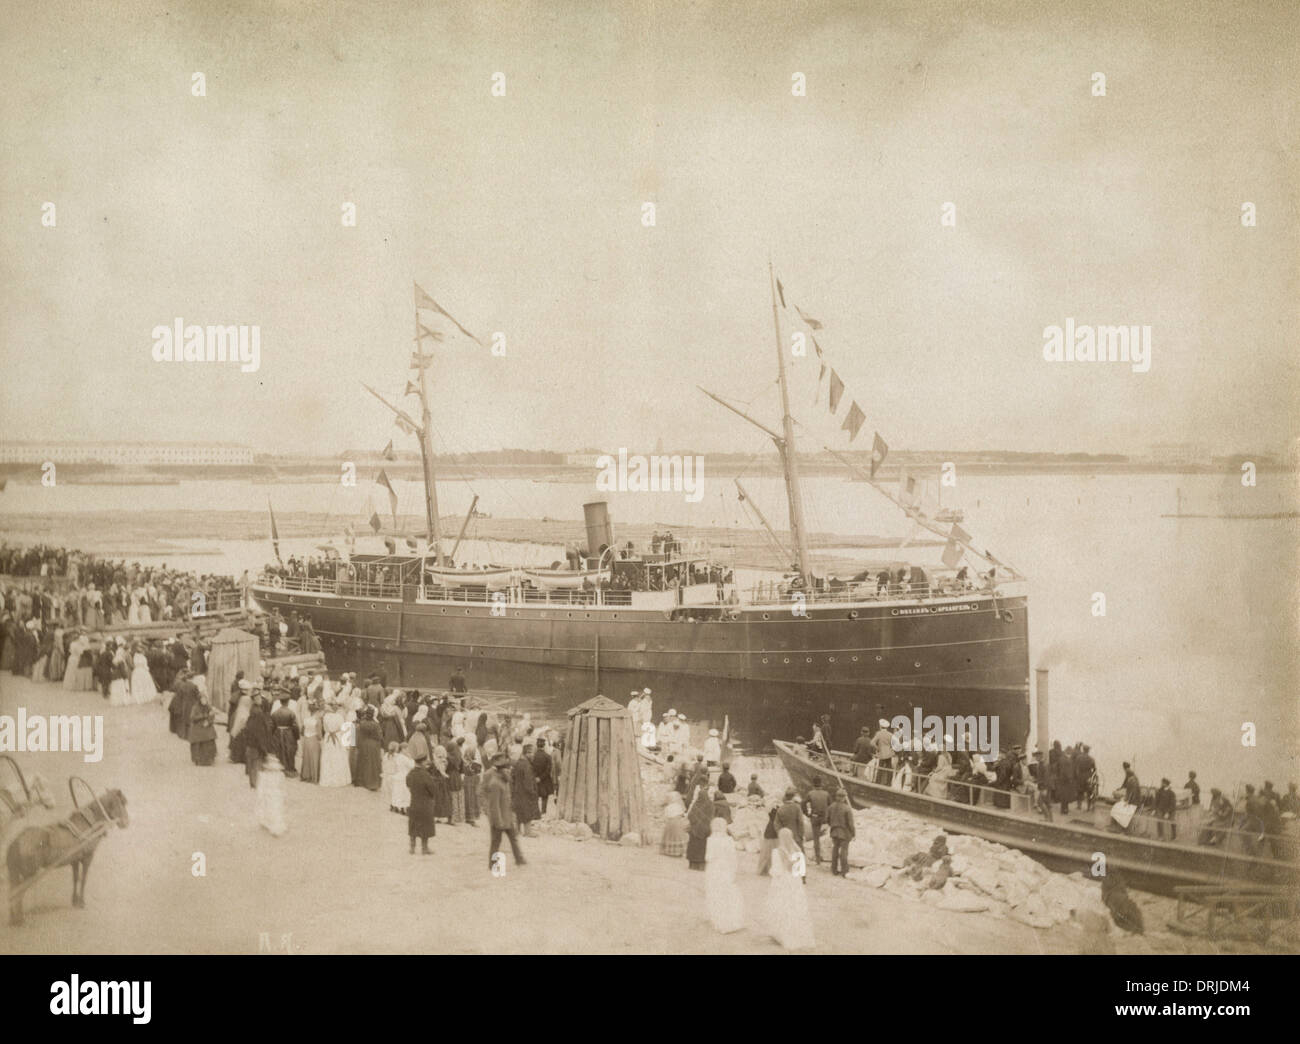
[6,774,128,927]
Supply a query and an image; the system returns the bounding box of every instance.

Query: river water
[3,469,1296,791]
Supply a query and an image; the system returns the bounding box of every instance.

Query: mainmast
[414,296,442,564]
[769,262,815,587]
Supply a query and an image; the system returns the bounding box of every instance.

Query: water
[3,469,1296,790]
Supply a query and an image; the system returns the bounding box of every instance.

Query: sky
[1,0,1296,459]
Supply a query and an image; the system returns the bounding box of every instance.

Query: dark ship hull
[251,583,1030,748]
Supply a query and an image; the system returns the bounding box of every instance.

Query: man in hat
[406,751,438,855]
[871,719,895,786]
[449,664,468,695]
[1153,778,1177,840]
[481,752,526,870]
[776,787,805,849]
[852,726,873,775]
[1199,788,1234,846]
[827,788,855,877]
[803,776,831,865]
[716,762,737,795]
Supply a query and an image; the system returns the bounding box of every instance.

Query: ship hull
[251,586,1030,748]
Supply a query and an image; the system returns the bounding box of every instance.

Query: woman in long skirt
[47,626,67,683]
[130,645,158,704]
[705,818,745,934]
[353,706,384,791]
[446,738,465,823]
[318,707,352,787]
[255,751,288,837]
[430,745,453,823]
[685,789,713,870]
[108,644,132,706]
[270,695,300,780]
[298,702,322,783]
[461,740,482,826]
[188,693,218,766]
[763,828,815,950]
[660,793,687,857]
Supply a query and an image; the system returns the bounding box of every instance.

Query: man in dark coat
[716,762,737,795]
[406,753,438,854]
[802,777,831,864]
[1075,745,1097,810]
[482,753,525,870]
[532,738,554,816]
[852,726,873,766]
[827,789,855,877]
[512,744,539,834]
[1153,778,1177,840]
[776,787,805,848]
[94,644,115,698]
[242,692,272,789]
[169,669,198,739]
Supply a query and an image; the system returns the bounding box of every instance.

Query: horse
[7,788,128,926]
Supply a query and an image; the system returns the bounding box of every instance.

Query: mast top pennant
[413,281,487,347]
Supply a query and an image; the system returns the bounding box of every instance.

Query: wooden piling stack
[556,695,646,842]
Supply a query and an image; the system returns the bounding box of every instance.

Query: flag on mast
[404,381,419,397]
[375,470,399,527]
[414,282,487,347]
[828,370,845,413]
[942,523,972,569]
[267,498,282,565]
[381,440,397,461]
[794,304,823,330]
[870,432,888,478]
[841,401,866,441]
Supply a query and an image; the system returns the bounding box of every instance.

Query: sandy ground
[0,671,1282,955]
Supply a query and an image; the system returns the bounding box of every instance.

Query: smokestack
[582,501,615,561]
[1035,668,1049,754]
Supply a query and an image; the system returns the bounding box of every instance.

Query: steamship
[250,275,1031,745]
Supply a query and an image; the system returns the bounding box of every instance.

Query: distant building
[566,453,606,468]
[0,441,253,466]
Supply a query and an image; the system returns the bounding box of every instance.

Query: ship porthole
[783,657,790,664]
[852,656,859,662]
[315,599,321,606]
[344,601,351,608]
[612,613,618,619]
[441,609,446,615]
[371,603,377,609]
[762,613,770,620]
[384,605,390,612]
[848,611,858,620]
[914,661,922,668]
[805,657,812,663]
[465,609,471,615]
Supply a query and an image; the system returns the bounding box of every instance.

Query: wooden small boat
[774,740,1299,895]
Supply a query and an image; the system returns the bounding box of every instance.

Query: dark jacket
[776,799,804,845]
[804,787,831,818]
[481,769,516,830]
[406,766,439,838]
[512,756,538,821]
[828,799,855,840]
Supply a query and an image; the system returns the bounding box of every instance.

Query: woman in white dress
[255,750,288,837]
[318,705,352,787]
[108,643,132,706]
[705,817,745,934]
[136,588,153,625]
[130,645,158,704]
[763,828,815,950]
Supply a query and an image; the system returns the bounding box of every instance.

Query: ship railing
[813,749,1297,861]
[747,580,999,606]
[256,573,337,593]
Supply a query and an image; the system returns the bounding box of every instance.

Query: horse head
[101,789,129,829]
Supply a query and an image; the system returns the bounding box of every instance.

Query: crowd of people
[163,662,560,868]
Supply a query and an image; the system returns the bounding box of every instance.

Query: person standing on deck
[871,720,895,786]
[1153,778,1177,840]
[1121,763,1142,808]
[1075,745,1097,810]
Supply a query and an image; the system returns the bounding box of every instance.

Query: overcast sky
[1,0,1295,458]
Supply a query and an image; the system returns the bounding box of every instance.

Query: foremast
[768,262,815,588]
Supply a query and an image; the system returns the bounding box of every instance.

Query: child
[384,741,414,815]
[747,774,765,798]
